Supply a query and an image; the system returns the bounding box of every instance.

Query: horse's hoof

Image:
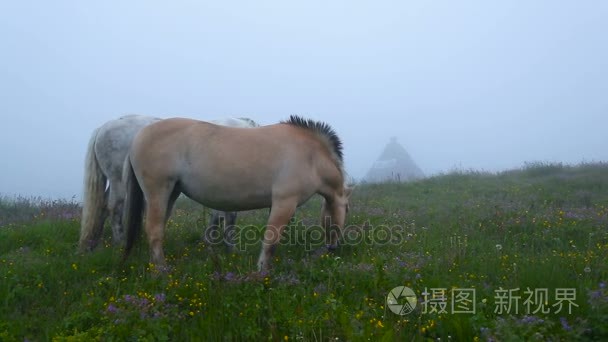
[326,244,338,252]
[311,246,330,259]
[225,244,241,254]
[150,264,172,275]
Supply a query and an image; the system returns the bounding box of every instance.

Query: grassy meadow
[1,163,607,341]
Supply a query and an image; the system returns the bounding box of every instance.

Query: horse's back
[94,115,161,179]
[130,118,326,210]
[133,117,331,173]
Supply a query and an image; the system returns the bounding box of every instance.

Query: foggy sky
[1,0,607,199]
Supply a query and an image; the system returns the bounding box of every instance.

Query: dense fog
[1,1,606,199]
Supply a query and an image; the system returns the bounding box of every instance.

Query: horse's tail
[79,127,107,252]
[123,156,144,260]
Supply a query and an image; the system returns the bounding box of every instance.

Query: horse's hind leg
[108,180,126,246]
[164,188,180,225]
[257,198,297,272]
[143,182,177,269]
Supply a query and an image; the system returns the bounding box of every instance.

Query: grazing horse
[123,115,352,271]
[79,114,258,251]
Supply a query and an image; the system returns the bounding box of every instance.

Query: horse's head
[321,185,353,249]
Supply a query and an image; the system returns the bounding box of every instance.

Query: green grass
[1,163,607,341]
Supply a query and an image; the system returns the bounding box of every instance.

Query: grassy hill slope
[1,163,607,341]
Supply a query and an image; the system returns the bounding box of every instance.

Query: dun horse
[123,115,352,271]
[79,114,258,251]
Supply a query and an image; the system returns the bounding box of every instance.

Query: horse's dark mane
[282,115,344,166]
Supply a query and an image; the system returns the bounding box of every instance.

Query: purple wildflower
[520,316,544,325]
[564,211,582,220]
[139,298,150,307]
[560,317,572,331]
[224,272,237,282]
[60,211,75,220]
[154,293,166,302]
[107,303,119,314]
[589,290,603,302]
[276,273,301,286]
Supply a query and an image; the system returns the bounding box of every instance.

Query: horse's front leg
[205,210,221,247]
[257,199,297,272]
[223,211,238,252]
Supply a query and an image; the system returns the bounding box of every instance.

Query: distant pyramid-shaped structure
[364,137,424,183]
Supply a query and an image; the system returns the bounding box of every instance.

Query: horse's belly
[180,181,273,212]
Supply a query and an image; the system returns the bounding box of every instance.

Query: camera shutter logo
[387,286,418,315]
